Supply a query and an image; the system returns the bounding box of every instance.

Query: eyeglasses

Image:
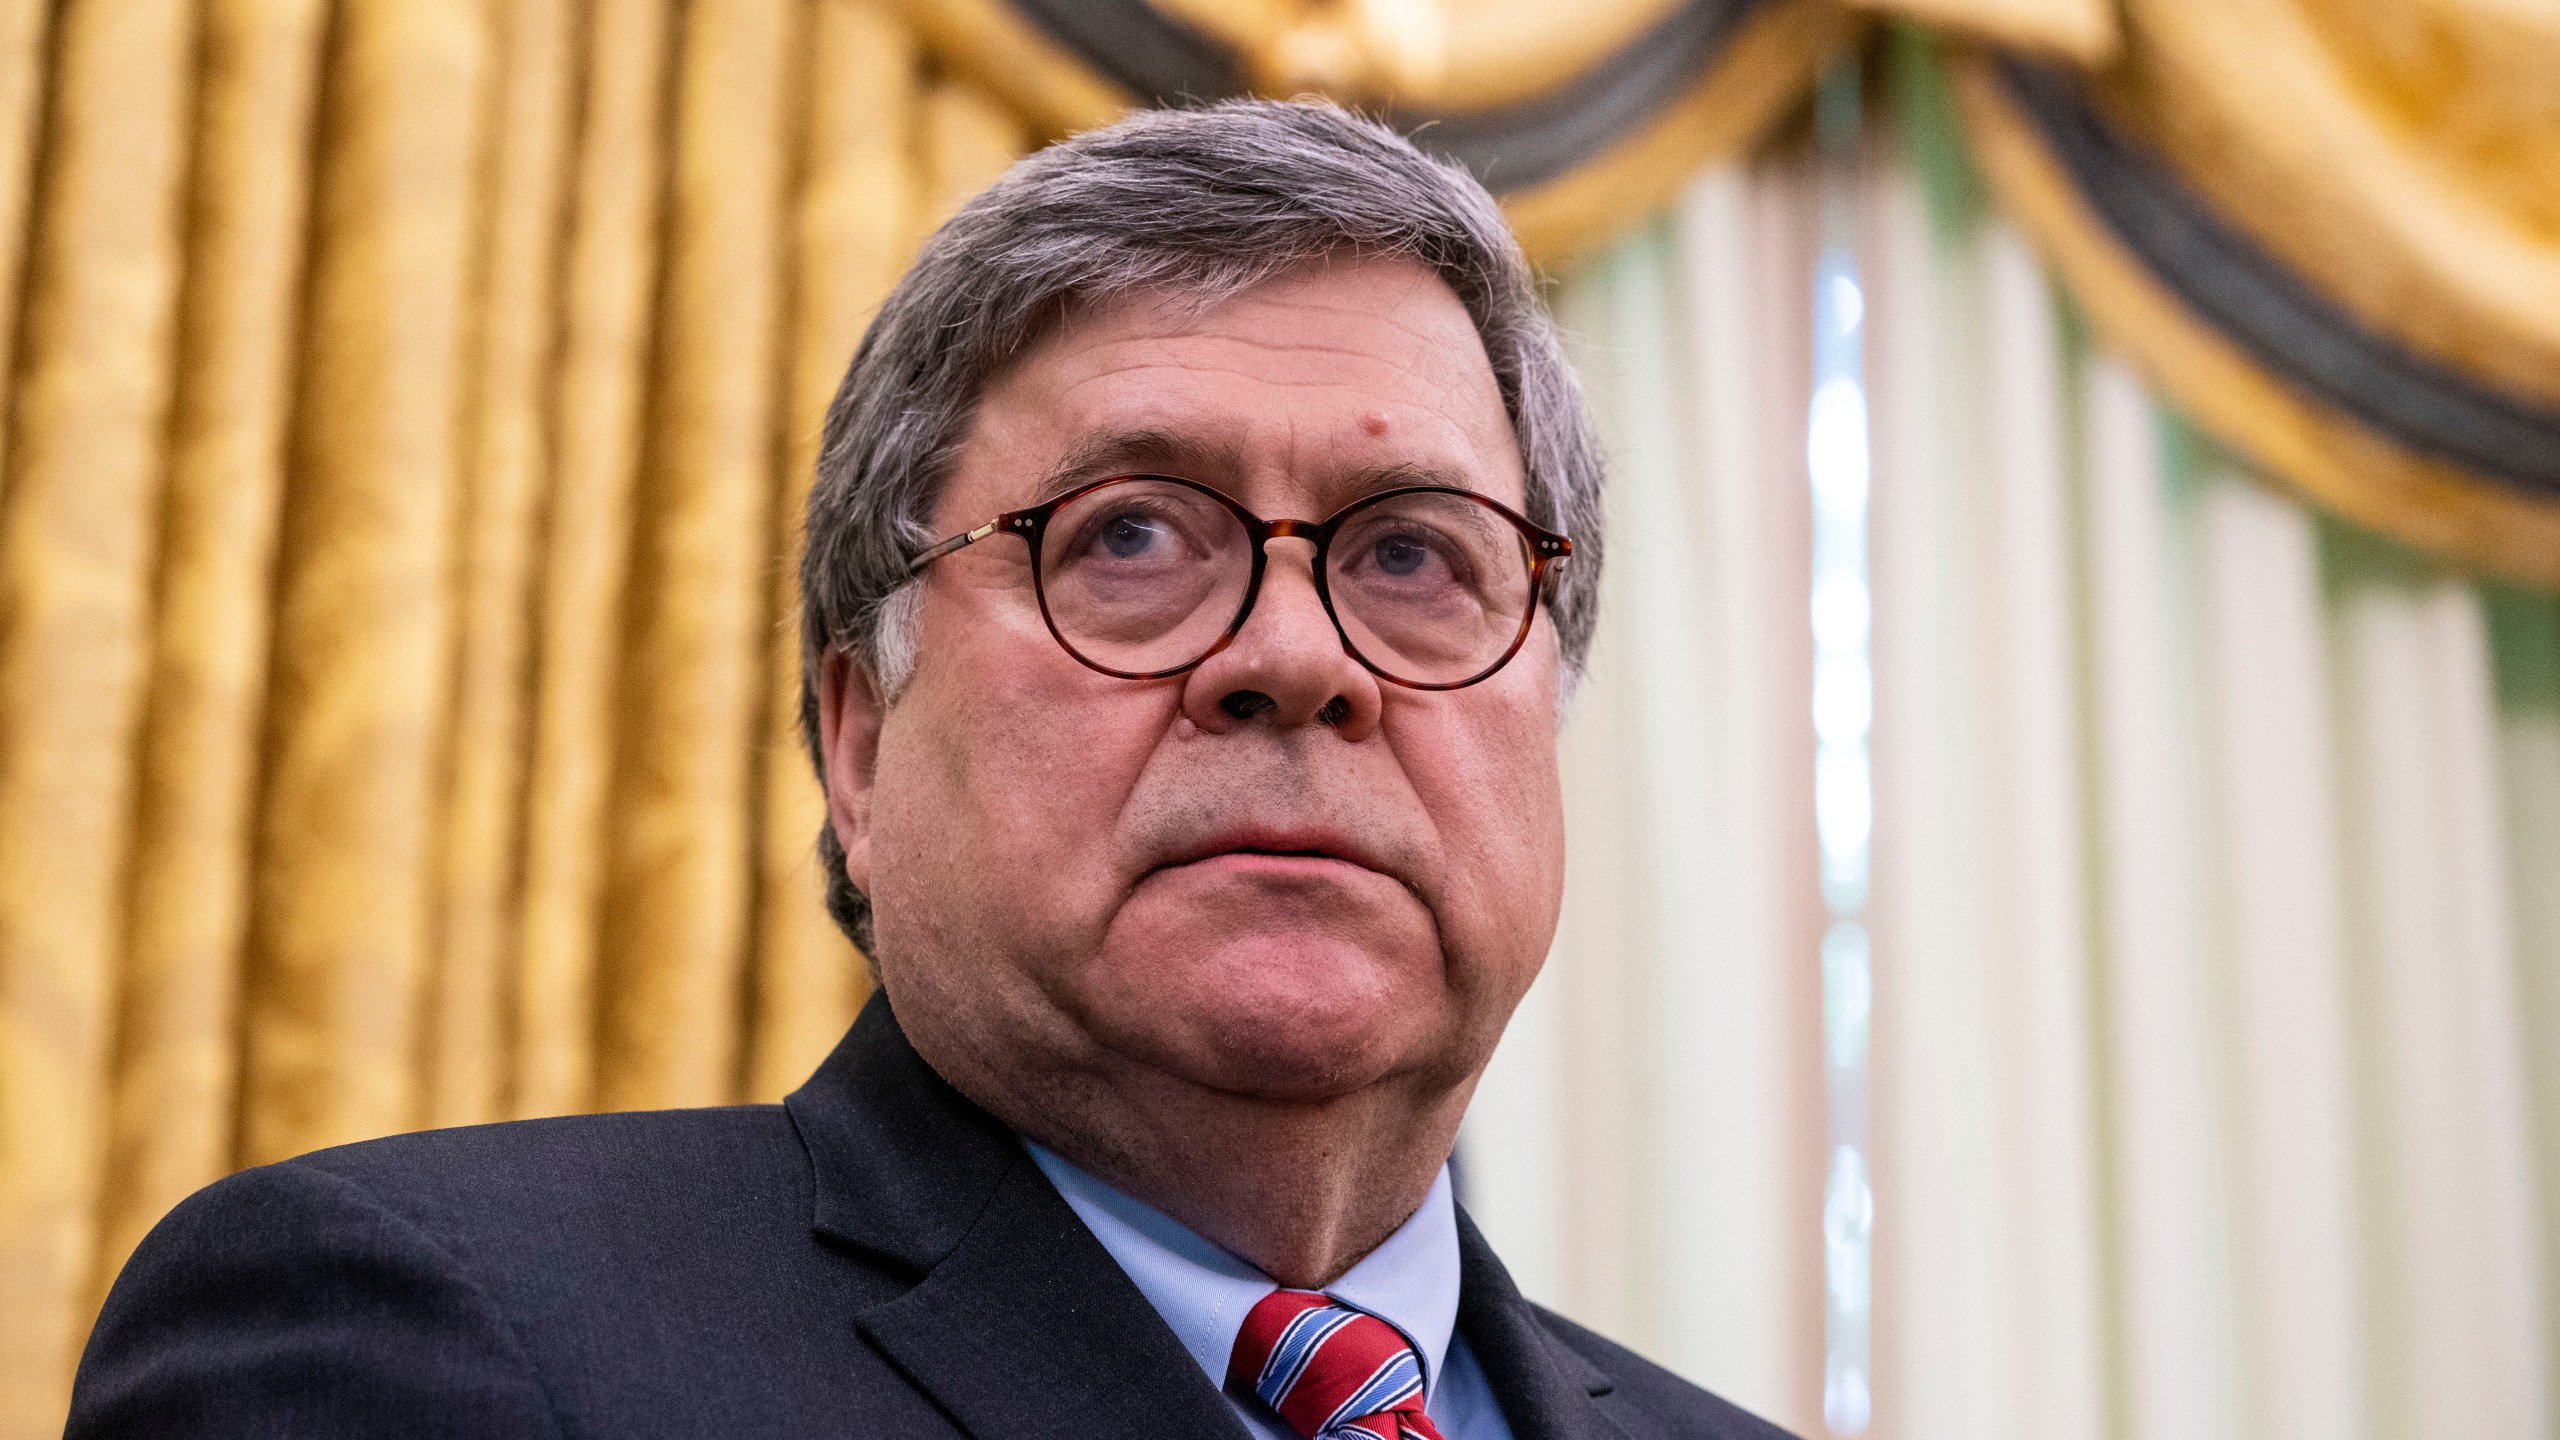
[907,474,1572,690]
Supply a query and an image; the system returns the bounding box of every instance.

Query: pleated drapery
[237,0,489,1172]
[95,0,328,1314]
[428,0,580,1136]
[0,0,200,1424]
[594,0,797,1116]
[512,0,677,1125]
[0,4,1005,1431]
[748,0,918,1102]
[1461,61,2560,1440]
[1464,160,1834,1433]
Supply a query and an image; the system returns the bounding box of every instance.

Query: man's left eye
[1374,533,1430,576]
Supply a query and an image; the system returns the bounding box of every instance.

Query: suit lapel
[787,997,1249,1440]
[1456,1209,1630,1440]
[857,1153,1252,1439]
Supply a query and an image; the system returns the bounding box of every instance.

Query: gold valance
[1952,0,2560,588]
[886,0,1852,261]
[887,0,2560,587]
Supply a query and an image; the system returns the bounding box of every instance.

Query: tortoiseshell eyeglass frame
[905,472,1573,691]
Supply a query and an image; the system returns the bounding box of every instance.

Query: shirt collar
[1024,1142,1462,1400]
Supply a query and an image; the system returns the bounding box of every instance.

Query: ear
[815,648,887,895]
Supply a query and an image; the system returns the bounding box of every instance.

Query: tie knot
[1227,1289,1446,1440]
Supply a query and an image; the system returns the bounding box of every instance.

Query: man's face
[821,256,1566,1113]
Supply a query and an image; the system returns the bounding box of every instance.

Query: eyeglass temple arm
[907,519,1004,575]
[1538,548,1570,599]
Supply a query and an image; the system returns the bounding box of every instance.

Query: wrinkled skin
[816,256,1567,1286]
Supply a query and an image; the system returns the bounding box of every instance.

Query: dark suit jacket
[70,996,1793,1439]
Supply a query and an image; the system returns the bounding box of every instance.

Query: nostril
[1221,690,1277,721]
[1317,696,1351,727]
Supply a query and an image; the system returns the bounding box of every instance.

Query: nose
[1179,537,1381,739]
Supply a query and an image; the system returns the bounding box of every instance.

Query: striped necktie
[1227,1288,1449,1440]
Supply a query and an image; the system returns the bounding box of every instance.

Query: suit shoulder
[78,1106,819,1436]
[288,1103,800,1204]
[1531,1304,1802,1440]
[158,1105,812,1299]
[76,1152,568,1436]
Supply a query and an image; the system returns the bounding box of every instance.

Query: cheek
[865,625,1176,968]
[1394,690,1566,981]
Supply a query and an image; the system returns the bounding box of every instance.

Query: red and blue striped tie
[1227,1288,1449,1440]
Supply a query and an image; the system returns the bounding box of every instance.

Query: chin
[1077,927,1435,1101]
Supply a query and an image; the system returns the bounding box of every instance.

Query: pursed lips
[1149,826,1394,882]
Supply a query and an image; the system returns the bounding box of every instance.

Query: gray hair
[799,98,1607,953]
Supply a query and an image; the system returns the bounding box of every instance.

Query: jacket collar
[786,995,1251,1438]
[785,994,1627,1440]
[784,992,1021,1273]
[1456,1208,1629,1440]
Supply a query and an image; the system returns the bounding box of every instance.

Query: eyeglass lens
[1036,477,1536,685]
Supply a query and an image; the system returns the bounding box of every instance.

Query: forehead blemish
[1361,411,1391,437]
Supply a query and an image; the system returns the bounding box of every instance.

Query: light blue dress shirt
[1026,1143,1516,1440]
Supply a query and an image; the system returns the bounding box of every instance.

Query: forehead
[948,256,1525,518]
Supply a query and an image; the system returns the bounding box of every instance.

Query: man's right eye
[1101,514,1163,558]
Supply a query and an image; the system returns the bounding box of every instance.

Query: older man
[71,101,1790,1440]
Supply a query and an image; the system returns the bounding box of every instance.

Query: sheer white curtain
[1463,159,1829,1435]
[1459,105,2560,1440]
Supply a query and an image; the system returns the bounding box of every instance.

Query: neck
[930,1030,1477,1288]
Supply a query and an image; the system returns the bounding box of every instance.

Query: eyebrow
[1031,428,1482,510]
[1031,429,1244,502]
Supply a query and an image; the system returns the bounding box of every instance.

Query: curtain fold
[237,0,491,1169]
[1464,156,1829,1440]
[1862,162,2107,1440]
[425,0,582,1134]
[743,0,912,1104]
[512,0,677,1123]
[1950,35,2560,592]
[596,0,801,1113]
[1845,0,2112,62]
[0,0,54,472]
[0,0,201,1423]
[2324,530,2551,1435]
[2185,457,2366,1440]
[94,0,328,1310]
[920,75,1027,226]
[2075,356,2248,1440]
[1659,162,1827,1419]
[2496,591,2560,1388]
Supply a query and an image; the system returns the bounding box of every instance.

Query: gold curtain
[0,3,1018,1432]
